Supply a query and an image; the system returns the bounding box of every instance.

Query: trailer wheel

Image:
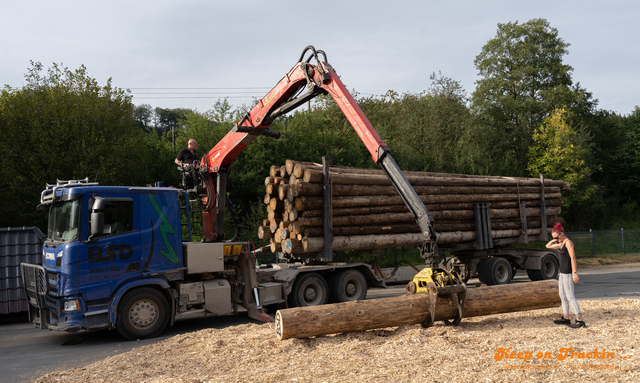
[330,269,367,303]
[288,273,329,307]
[116,287,170,340]
[527,253,559,281]
[478,257,512,285]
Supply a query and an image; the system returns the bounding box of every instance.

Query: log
[267,209,283,222]
[302,205,408,218]
[292,161,319,178]
[284,159,297,176]
[263,194,271,205]
[286,185,295,203]
[296,207,561,228]
[269,219,281,233]
[269,198,284,212]
[269,239,282,253]
[278,184,289,201]
[283,199,293,213]
[279,220,294,229]
[275,280,560,339]
[257,226,272,240]
[269,165,281,178]
[300,168,569,189]
[265,183,277,196]
[295,193,562,211]
[274,228,283,243]
[302,228,545,252]
[293,181,560,200]
[283,238,304,254]
[295,196,564,211]
[302,220,551,238]
[304,224,421,238]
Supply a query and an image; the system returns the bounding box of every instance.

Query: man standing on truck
[175,139,199,189]
[175,139,199,166]
[546,223,586,328]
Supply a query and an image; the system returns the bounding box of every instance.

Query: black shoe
[553,317,571,325]
[569,320,586,329]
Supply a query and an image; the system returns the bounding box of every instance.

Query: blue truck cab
[22,179,188,339]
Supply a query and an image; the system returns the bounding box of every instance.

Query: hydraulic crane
[187,46,464,326]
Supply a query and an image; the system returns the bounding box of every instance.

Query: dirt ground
[36,298,638,383]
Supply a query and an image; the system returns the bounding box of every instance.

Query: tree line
[1,18,639,240]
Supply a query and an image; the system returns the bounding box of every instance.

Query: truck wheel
[288,273,328,307]
[478,257,512,285]
[330,269,367,303]
[116,287,170,340]
[527,253,559,281]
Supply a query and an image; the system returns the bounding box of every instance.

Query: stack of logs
[258,160,569,256]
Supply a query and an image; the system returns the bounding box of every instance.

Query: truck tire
[330,269,367,303]
[288,273,329,307]
[478,257,512,285]
[116,287,170,340]
[289,273,329,307]
[527,253,560,281]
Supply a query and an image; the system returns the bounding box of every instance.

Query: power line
[133,96,261,99]
[127,87,272,90]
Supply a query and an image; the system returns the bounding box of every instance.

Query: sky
[2,1,638,116]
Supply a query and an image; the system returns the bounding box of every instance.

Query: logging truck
[20,46,438,340]
[20,46,558,340]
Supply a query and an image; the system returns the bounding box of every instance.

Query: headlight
[62,299,80,312]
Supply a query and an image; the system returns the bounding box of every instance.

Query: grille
[20,263,48,298]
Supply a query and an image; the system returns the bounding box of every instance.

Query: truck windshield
[48,200,81,241]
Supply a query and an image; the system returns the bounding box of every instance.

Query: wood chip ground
[37,299,638,382]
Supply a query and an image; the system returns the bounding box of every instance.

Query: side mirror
[90,211,104,239]
[88,197,106,241]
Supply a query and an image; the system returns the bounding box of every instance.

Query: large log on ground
[275,279,560,340]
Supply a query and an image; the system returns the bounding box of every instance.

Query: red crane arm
[198,46,437,264]
[203,52,387,173]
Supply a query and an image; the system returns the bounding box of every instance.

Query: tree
[472,18,595,176]
[155,107,190,149]
[612,107,640,203]
[133,103,155,132]
[527,107,596,209]
[0,62,164,228]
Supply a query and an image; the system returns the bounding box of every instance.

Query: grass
[577,252,640,266]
